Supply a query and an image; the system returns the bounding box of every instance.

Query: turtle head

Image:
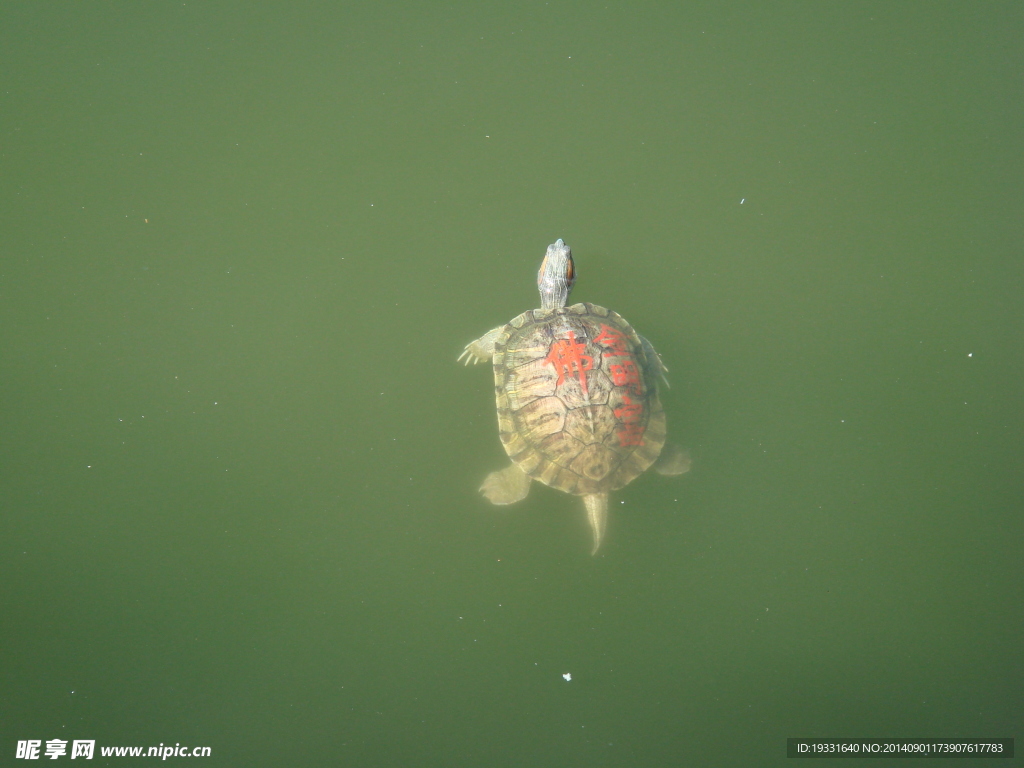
[537,239,576,310]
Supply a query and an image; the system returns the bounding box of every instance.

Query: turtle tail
[583,493,609,555]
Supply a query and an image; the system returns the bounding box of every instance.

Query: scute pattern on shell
[492,302,666,496]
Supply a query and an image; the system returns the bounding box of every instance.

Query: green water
[2,3,1020,766]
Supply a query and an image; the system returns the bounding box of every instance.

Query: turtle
[459,238,690,554]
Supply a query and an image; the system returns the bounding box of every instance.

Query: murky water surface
[2,4,1020,765]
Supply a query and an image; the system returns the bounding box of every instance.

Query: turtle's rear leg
[480,462,532,504]
[458,326,504,365]
[654,443,692,476]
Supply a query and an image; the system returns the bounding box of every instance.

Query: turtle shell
[492,302,666,496]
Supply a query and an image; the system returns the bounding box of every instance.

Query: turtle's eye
[565,257,575,283]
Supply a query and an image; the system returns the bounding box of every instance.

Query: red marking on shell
[594,324,630,358]
[614,394,644,423]
[614,394,646,447]
[545,331,593,398]
[609,359,643,397]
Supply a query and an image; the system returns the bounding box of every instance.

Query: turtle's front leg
[458,326,504,365]
[639,334,670,388]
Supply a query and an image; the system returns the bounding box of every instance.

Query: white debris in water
[562,673,572,682]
